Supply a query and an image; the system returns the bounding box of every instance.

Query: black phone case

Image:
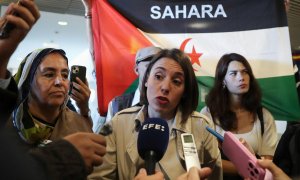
[70,65,86,83]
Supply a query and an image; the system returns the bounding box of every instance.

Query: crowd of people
[0,0,298,179]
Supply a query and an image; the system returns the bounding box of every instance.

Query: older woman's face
[146,57,185,119]
[30,52,69,107]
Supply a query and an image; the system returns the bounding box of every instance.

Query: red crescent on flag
[179,38,203,69]
[180,38,192,51]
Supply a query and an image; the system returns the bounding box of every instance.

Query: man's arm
[0,0,39,125]
[0,0,40,79]
[81,0,95,61]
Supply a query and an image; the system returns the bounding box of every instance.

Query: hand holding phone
[69,65,87,95]
[0,0,40,40]
[0,21,15,39]
[206,126,273,180]
[70,65,87,84]
[0,0,21,39]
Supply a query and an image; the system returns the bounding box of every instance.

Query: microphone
[137,118,169,175]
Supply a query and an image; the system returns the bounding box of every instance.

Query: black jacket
[273,123,300,178]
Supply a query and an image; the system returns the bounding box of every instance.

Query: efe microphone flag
[137,118,169,174]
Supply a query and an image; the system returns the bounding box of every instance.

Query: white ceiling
[0,0,85,16]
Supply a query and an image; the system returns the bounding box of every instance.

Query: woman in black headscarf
[12,48,92,146]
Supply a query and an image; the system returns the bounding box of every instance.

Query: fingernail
[139,168,146,174]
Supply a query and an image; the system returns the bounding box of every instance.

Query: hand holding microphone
[134,168,164,180]
[137,118,169,175]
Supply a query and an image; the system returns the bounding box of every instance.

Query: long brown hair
[205,53,262,131]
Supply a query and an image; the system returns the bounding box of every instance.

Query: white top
[200,106,278,156]
[216,119,260,152]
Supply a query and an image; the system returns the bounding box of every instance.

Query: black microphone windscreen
[137,118,169,161]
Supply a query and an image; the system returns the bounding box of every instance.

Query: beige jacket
[89,106,222,180]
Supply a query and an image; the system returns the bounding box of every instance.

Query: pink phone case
[222,132,273,180]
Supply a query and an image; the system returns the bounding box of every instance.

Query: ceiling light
[58,21,68,26]
[43,42,59,48]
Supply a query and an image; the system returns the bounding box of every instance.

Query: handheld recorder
[181,133,201,171]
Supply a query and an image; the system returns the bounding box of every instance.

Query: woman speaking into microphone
[89,48,222,180]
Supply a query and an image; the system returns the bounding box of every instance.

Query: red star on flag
[187,46,202,66]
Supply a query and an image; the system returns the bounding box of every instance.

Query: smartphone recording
[70,65,86,83]
[69,65,87,94]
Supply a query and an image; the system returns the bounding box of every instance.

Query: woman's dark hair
[140,48,199,124]
[205,53,262,131]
